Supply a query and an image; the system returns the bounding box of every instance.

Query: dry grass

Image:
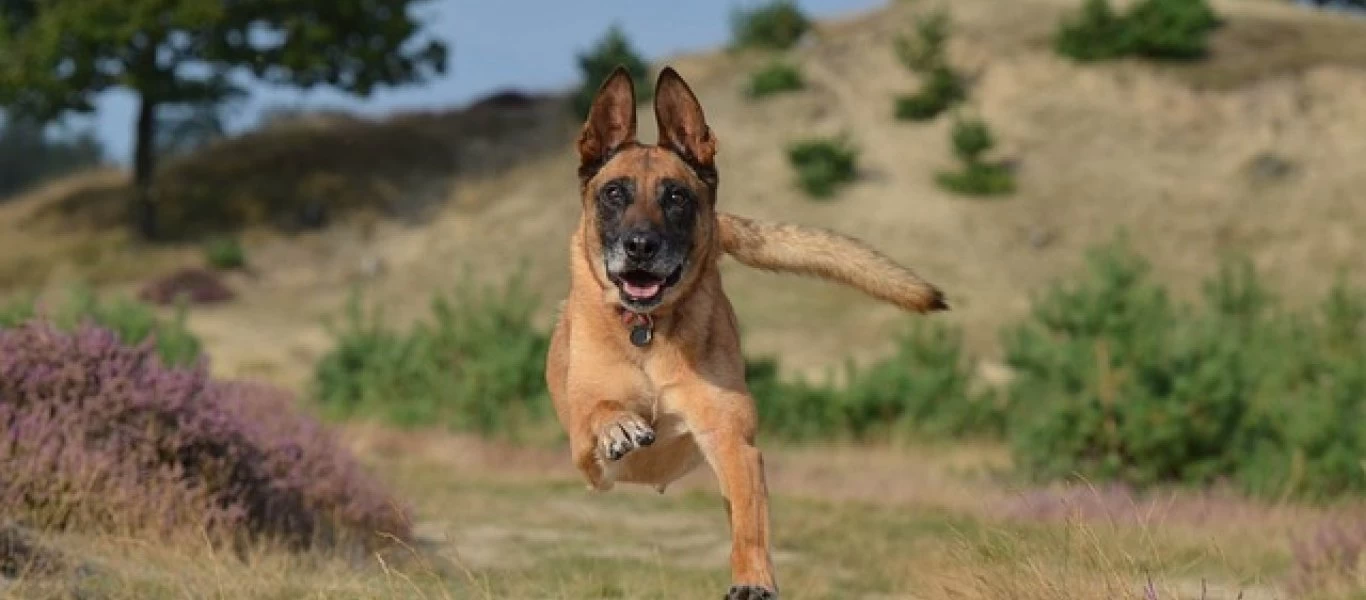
[4,429,1330,599]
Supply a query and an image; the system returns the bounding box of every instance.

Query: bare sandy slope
[3,0,1366,390]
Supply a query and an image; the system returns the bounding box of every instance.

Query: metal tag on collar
[629,314,654,347]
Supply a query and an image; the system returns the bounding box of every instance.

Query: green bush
[731,0,812,51]
[573,25,652,119]
[936,163,1016,196]
[894,9,951,74]
[1055,0,1131,61]
[786,136,859,198]
[1124,0,1221,59]
[1004,237,1366,500]
[749,321,993,442]
[747,62,805,98]
[1055,0,1219,62]
[203,236,246,270]
[312,274,551,439]
[893,66,965,122]
[936,116,1015,197]
[0,286,201,366]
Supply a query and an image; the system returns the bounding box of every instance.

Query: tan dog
[545,65,948,599]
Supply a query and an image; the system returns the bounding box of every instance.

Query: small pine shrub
[573,25,652,119]
[1055,0,1219,62]
[0,286,202,366]
[0,321,409,546]
[731,0,812,51]
[936,163,1016,196]
[747,62,805,98]
[203,236,246,270]
[1055,0,1132,61]
[894,9,951,74]
[1124,0,1221,59]
[786,136,859,198]
[749,321,993,442]
[313,274,551,439]
[936,116,1015,197]
[893,66,965,122]
[1004,237,1366,500]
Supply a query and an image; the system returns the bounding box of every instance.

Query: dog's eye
[663,188,691,210]
[601,183,627,207]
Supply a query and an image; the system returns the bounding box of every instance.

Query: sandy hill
[2,0,1366,391]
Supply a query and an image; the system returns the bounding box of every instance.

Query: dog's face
[577,67,719,313]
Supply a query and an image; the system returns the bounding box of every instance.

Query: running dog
[545,65,948,599]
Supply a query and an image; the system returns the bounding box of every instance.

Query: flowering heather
[1292,517,1366,594]
[137,266,236,306]
[0,320,410,548]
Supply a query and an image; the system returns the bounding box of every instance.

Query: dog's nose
[623,231,661,261]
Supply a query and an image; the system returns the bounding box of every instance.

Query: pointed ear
[577,66,638,177]
[654,67,716,170]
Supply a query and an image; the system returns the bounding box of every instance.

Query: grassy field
[8,428,1353,599]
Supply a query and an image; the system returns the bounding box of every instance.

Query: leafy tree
[0,0,447,238]
[0,117,104,199]
[573,25,651,119]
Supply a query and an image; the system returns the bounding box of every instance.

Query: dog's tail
[717,213,948,313]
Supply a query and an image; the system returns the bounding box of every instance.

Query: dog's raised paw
[725,585,776,600]
[597,412,655,461]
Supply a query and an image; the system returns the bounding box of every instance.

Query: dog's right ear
[577,66,638,180]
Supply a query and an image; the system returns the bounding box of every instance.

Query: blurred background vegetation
[3,0,1366,597]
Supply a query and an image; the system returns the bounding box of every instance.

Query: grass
[2,433,1316,598]
[202,235,246,269]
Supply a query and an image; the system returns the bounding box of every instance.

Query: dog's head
[576,66,719,313]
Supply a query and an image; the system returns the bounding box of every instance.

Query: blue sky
[67,0,888,164]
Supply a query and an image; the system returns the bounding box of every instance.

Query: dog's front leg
[567,397,656,492]
[685,388,777,599]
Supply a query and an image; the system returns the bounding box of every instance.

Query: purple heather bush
[0,320,410,548]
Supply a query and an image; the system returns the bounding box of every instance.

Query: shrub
[893,66,965,122]
[0,321,410,546]
[1124,0,1221,59]
[936,116,1015,197]
[1055,0,1132,61]
[138,267,236,306]
[786,136,859,198]
[749,321,993,442]
[313,274,551,439]
[936,163,1016,196]
[894,9,951,74]
[747,62,805,98]
[1055,0,1219,62]
[1004,237,1366,500]
[203,236,246,270]
[1,286,201,366]
[730,0,812,51]
[573,25,652,119]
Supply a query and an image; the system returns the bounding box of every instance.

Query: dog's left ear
[654,67,717,170]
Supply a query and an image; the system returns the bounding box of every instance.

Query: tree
[0,0,447,239]
[573,25,650,119]
[0,116,104,200]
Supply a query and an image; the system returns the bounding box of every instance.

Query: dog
[545,65,948,600]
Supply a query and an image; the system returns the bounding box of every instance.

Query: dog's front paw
[596,412,655,461]
[726,584,776,600]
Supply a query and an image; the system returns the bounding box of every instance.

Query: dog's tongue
[623,281,661,299]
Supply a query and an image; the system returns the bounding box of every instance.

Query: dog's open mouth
[611,266,684,306]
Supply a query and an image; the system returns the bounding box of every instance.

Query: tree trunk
[132,94,159,240]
